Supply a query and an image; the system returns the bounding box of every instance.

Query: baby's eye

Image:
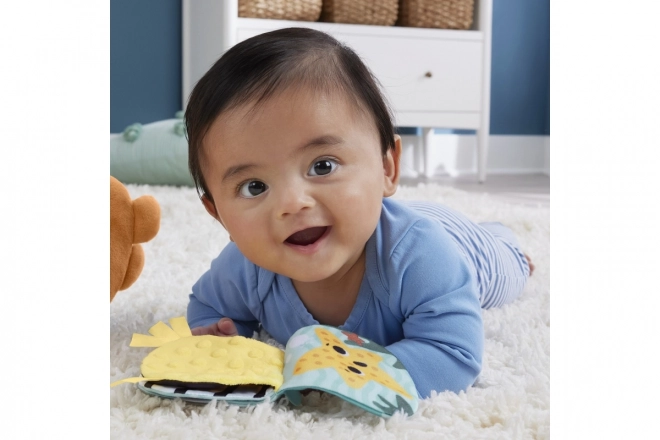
[308,159,338,176]
[238,180,268,198]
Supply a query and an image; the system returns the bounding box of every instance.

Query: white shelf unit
[182,0,492,182]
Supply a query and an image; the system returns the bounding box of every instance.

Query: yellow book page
[111,318,285,390]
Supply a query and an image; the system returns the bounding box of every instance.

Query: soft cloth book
[111,317,419,417]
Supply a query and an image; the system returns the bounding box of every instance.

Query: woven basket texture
[320,0,399,26]
[397,0,475,30]
[238,0,322,21]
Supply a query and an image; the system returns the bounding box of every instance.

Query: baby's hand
[190,318,238,337]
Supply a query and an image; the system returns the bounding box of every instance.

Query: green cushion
[110,115,195,187]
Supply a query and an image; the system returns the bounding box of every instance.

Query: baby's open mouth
[285,226,328,246]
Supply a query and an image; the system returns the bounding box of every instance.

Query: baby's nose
[275,184,315,218]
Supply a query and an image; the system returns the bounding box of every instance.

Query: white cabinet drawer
[341,35,483,113]
[236,28,483,113]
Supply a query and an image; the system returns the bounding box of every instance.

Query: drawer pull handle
[424,71,433,78]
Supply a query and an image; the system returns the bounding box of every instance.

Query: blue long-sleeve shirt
[188,198,484,398]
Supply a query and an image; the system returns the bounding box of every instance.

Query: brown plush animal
[110,176,161,301]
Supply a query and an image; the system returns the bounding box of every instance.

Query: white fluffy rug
[110,183,549,439]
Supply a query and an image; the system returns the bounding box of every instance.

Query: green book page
[273,325,419,417]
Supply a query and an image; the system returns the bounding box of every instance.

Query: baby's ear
[201,194,220,219]
[383,135,402,197]
[202,194,228,229]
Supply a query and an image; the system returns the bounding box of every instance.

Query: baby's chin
[270,263,347,284]
[278,268,336,284]
[273,254,366,285]
[239,256,330,282]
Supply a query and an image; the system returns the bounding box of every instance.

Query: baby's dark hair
[185,27,395,202]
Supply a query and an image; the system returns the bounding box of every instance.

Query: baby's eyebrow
[297,134,344,153]
[222,163,256,183]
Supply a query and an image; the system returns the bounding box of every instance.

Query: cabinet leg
[422,127,433,178]
[400,137,419,178]
[413,133,424,176]
[477,130,489,183]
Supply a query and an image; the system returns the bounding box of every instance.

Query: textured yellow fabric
[168,316,193,338]
[111,318,285,389]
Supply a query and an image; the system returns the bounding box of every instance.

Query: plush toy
[110,176,161,301]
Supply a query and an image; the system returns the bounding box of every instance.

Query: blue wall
[111,0,182,132]
[111,0,549,135]
[490,0,549,135]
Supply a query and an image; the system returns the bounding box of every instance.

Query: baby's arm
[187,243,261,338]
[382,221,484,398]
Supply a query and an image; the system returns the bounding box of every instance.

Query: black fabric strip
[214,385,238,397]
[253,385,269,398]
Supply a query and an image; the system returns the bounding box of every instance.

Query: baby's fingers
[190,318,238,337]
[217,318,238,336]
[190,324,216,336]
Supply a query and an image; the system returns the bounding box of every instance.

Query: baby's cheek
[338,190,382,232]
[227,217,264,244]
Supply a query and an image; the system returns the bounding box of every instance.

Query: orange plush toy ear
[110,176,161,301]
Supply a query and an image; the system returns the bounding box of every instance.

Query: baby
[184,28,532,399]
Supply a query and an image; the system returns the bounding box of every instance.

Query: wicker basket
[238,0,322,22]
[397,0,475,30]
[320,0,399,26]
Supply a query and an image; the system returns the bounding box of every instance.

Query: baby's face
[201,87,400,283]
